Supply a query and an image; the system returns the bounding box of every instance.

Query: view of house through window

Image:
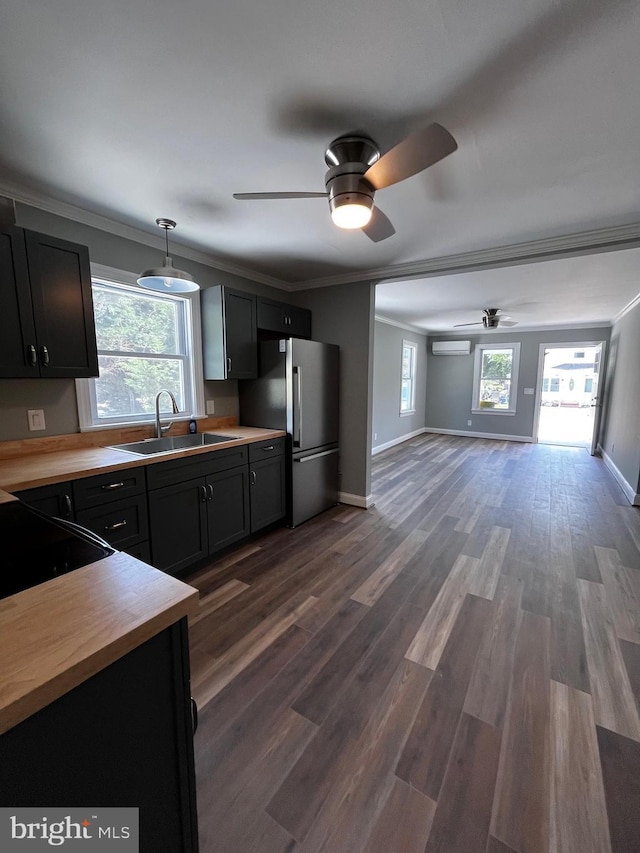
[400,341,417,414]
[472,343,520,413]
[77,278,198,427]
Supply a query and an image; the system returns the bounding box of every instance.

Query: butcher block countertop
[0,426,286,493]
[0,549,198,735]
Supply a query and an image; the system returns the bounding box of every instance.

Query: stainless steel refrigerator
[239,339,340,527]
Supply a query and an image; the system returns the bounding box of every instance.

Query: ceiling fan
[454,308,518,329]
[233,123,457,242]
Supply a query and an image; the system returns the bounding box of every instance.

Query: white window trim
[471,341,521,416]
[76,263,205,431]
[400,339,418,416]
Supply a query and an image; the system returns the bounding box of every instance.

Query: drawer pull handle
[105,520,127,531]
[262,445,275,451]
[250,470,257,486]
[207,484,214,501]
[101,482,124,490]
[200,485,207,502]
[27,344,38,367]
[64,494,73,518]
[40,345,50,367]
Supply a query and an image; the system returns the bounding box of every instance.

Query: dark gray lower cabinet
[0,619,198,853]
[250,455,286,532]
[15,481,74,520]
[148,467,250,575]
[148,477,209,576]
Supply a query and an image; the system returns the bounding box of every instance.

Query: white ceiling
[1,0,639,325]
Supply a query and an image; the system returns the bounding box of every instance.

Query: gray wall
[600,301,640,492]
[425,326,611,439]
[372,321,427,450]
[293,282,375,502]
[0,203,284,440]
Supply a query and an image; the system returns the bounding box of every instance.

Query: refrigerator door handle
[294,365,302,447]
[295,448,339,463]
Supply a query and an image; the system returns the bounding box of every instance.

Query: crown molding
[374,314,428,336]
[291,222,640,289]
[612,290,640,325]
[0,180,290,291]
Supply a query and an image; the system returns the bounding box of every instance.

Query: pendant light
[137,218,199,292]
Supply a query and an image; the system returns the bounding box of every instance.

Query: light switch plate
[206,400,215,415]
[524,388,535,395]
[27,409,46,431]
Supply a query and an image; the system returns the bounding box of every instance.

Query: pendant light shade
[137,218,199,292]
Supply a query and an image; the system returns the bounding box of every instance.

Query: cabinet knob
[40,345,50,367]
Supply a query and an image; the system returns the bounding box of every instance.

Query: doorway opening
[534,342,605,452]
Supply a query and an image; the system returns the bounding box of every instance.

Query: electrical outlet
[206,400,215,415]
[374,432,377,441]
[27,409,46,431]
[467,419,472,426]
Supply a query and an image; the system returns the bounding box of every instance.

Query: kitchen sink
[108,434,241,455]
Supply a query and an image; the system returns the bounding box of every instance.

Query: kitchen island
[0,532,200,852]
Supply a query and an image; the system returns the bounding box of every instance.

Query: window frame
[471,342,521,416]
[400,340,418,416]
[76,264,205,431]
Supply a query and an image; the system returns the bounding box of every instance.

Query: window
[472,343,520,414]
[550,378,559,392]
[400,340,417,414]
[77,270,203,429]
[584,377,593,393]
[574,351,585,358]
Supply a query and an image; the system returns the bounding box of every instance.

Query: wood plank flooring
[185,433,640,853]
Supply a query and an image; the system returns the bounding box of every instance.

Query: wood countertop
[0,551,199,735]
[0,427,286,493]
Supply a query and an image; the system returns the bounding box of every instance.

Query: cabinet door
[149,477,208,575]
[224,289,257,379]
[25,230,99,378]
[285,305,311,339]
[15,481,74,520]
[0,225,38,378]
[206,466,250,553]
[0,621,198,853]
[250,455,286,532]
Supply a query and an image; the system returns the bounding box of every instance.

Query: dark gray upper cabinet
[201,285,257,380]
[257,297,311,339]
[0,225,98,379]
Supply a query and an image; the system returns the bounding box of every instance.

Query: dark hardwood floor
[185,433,640,853]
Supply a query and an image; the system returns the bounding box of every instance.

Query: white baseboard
[599,446,640,506]
[423,427,534,443]
[339,491,375,509]
[371,428,428,456]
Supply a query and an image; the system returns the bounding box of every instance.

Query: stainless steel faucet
[155,389,180,438]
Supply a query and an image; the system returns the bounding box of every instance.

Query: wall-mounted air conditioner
[431,340,472,356]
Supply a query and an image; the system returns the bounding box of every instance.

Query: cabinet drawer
[76,494,148,549]
[248,437,286,462]
[146,446,248,490]
[73,468,146,509]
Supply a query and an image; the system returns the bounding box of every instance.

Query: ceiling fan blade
[362,207,396,243]
[453,321,482,327]
[233,192,328,200]
[363,123,458,191]
[499,320,518,327]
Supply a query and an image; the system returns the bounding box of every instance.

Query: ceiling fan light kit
[453,308,518,329]
[137,218,200,293]
[233,123,457,240]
